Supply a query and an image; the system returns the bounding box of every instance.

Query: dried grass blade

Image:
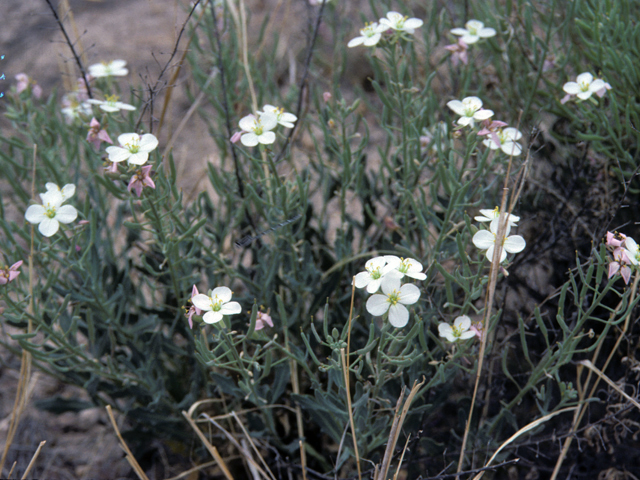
[106,405,151,480]
[181,411,234,480]
[20,441,45,480]
[472,407,577,480]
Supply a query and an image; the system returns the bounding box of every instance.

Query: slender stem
[210,1,245,200]
[274,0,327,164]
[43,0,92,99]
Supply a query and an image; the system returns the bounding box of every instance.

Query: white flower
[472,218,526,263]
[348,22,386,47]
[365,276,421,328]
[191,287,242,324]
[383,255,427,281]
[446,96,494,127]
[238,113,278,147]
[45,182,76,202]
[562,73,608,101]
[379,11,423,34]
[354,256,395,293]
[25,188,78,237]
[450,20,496,44]
[105,133,159,166]
[623,237,639,266]
[474,207,519,227]
[88,60,128,78]
[261,105,297,128]
[482,127,523,156]
[438,315,476,342]
[87,95,136,113]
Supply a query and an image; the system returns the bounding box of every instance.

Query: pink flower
[0,261,23,285]
[127,165,155,197]
[230,131,242,144]
[323,92,332,102]
[15,73,42,99]
[606,231,626,248]
[186,285,203,329]
[255,311,274,331]
[469,322,484,341]
[86,118,113,150]
[477,119,508,147]
[444,39,468,67]
[608,249,632,285]
[16,74,29,93]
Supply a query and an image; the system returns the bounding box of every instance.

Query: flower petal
[55,205,78,224]
[220,301,242,315]
[562,82,581,94]
[192,294,213,311]
[241,133,259,147]
[106,146,131,163]
[25,205,46,224]
[472,230,495,250]
[39,218,60,237]
[366,295,390,316]
[504,235,526,253]
[354,271,372,289]
[203,311,223,324]
[128,152,149,165]
[211,286,232,303]
[388,304,409,328]
[454,315,471,330]
[258,132,276,144]
[398,283,421,305]
[139,134,159,152]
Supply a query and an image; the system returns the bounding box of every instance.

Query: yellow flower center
[105,94,120,105]
[452,324,464,337]
[387,290,400,306]
[126,140,140,153]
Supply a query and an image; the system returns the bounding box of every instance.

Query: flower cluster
[348,11,423,48]
[235,105,297,147]
[25,183,78,237]
[472,207,525,263]
[478,121,523,156]
[15,73,42,99]
[446,98,523,156]
[561,72,611,104]
[606,232,638,285]
[355,255,425,328]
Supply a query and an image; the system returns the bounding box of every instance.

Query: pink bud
[230,131,242,144]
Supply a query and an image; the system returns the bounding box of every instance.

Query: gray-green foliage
[1,0,639,476]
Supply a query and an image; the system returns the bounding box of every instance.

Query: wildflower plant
[2,1,640,479]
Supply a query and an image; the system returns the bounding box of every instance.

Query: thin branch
[134,0,201,132]
[43,0,92,98]
[210,0,245,200]
[274,0,327,164]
